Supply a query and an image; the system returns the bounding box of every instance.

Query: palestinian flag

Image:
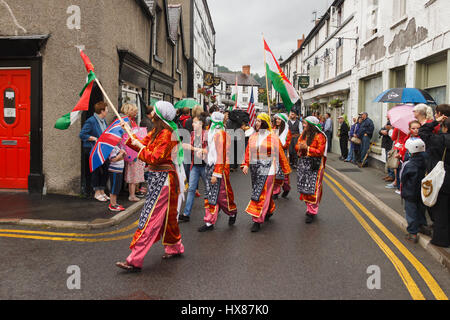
[264,38,299,113]
[55,50,97,130]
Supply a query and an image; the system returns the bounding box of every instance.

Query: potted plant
[329,99,343,108]
[310,102,320,109]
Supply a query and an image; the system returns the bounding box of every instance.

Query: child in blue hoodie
[400,138,430,243]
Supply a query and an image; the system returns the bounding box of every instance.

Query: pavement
[0,153,449,271]
[326,152,450,271]
[0,191,144,230]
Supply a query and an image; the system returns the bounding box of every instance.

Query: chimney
[242,65,251,75]
[297,34,305,49]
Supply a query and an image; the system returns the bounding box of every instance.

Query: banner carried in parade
[263,38,299,113]
[54,50,97,130]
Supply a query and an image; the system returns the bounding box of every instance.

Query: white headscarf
[305,116,328,157]
[274,113,289,145]
[154,101,186,211]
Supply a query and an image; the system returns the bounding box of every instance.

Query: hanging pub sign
[213,76,221,86]
[203,72,214,87]
[298,75,310,89]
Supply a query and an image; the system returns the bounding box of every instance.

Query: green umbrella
[149,98,159,107]
[174,98,200,109]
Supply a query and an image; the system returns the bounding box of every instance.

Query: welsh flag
[264,38,299,113]
[55,50,97,130]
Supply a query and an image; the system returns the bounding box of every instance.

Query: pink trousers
[252,175,275,224]
[273,175,291,195]
[126,186,184,268]
[306,203,319,215]
[204,178,237,225]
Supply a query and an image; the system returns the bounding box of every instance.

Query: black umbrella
[374,88,437,105]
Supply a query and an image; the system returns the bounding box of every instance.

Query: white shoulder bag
[421,148,447,207]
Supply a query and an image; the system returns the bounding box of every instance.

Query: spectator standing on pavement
[337,116,349,160]
[400,138,430,244]
[108,145,127,213]
[79,101,110,202]
[355,112,374,167]
[379,119,394,182]
[121,103,146,202]
[386,125,408,193]
[288,110,302,169]
[419,115,450,248]
[324,113,333,152]
[345,116,358,163]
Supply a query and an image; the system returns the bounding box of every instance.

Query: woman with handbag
[241,113,291,233]
[419,115,450,247]
[345,117,358,163]
[386,126,408,193]
[295,116,328,224]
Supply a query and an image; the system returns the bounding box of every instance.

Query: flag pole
[262,34,272,119]
[94,78,134,138]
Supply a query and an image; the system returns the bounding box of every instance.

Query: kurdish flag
[264,38,299,113]
[55,50,97,130]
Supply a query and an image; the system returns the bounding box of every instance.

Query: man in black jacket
[356,112,374,167]
[419,115,450,247]
[337,116,349,160]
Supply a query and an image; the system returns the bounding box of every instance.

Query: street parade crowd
[78,99,449,273]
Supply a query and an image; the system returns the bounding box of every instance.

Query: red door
[0,69,31,189]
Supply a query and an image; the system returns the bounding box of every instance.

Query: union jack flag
[89,117,130,172]
[247,87,256,127]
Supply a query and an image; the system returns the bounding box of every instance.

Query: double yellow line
[0,221,137,243]
[324,172,448,301]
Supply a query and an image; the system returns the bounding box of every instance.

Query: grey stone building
[0,0,189,195]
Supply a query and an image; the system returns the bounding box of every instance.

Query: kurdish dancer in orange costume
[295,116,327,224]
[272,113,292,200]
[241,113,291,233]
[198,112,238,232]
[116,101,186,272]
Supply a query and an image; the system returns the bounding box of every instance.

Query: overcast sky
[207,0,332,76]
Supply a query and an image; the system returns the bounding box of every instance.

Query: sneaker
[264,213,273,222]
[198,224,214,232]
[395,190,401,195]
[178,214,190,222]
[228,215,237,226]
[385,183,396,189]
[251,222,261,233]
[405,233,418,244]
[109,204,125,212]
[281,190,290,198]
